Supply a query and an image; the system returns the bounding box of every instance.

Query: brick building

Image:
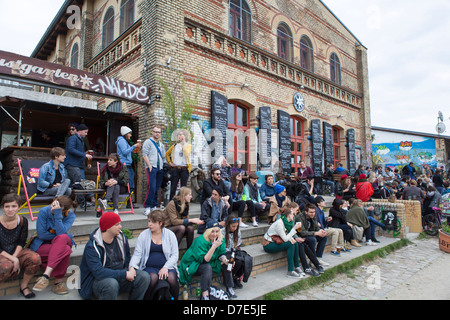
[30,0,372,201]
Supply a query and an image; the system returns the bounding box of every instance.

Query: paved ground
[286,236,450,300]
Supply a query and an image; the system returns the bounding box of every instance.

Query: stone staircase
[0,196,404,300]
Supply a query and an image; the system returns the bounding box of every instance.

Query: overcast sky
[0,0,449,135]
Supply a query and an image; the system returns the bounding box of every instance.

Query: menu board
[277,110,291,174]
[347,128,356,175]
[323,122,334,166]
[259,107,272,170]
[310,119,323,177]
[211,91,228,158]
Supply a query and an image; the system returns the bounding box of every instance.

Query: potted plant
[439,221,450,253]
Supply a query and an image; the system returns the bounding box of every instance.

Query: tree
[158,70,200,143]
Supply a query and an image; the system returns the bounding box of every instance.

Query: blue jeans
[145,167,164,208]
[304,235,328,259]
[127,166,135,192]
[92,270,150,300]
[322,179,335,194]
[368,216,385,240]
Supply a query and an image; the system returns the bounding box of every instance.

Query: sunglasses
[230,218,239,222]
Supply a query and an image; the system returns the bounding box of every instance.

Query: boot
[350,239,362,247]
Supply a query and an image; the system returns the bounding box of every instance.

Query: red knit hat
[340,174,348,180]
[359,174,367,180]
[99,212,121,232]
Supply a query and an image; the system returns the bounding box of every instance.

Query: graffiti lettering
[92,78,150,103]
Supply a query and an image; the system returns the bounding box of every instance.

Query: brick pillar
[356,45,372,167]
[138,0,186,203]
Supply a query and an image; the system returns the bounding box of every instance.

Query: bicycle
[423,207,450,236]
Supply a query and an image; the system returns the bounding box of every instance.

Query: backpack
[382,210,398,231]
[144,279,173,300]
[208,286,230,300]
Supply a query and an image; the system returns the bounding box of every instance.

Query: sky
[0,0,449,135]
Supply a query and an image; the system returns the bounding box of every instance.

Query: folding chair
[96,162,134,214]
[17,158,54,221]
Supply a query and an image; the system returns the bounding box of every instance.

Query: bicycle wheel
[424,214,439,236]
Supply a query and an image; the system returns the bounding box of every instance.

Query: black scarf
[246,181,258,201]
[174,198,189,218]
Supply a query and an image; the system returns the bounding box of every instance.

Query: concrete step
[0,235,405,300]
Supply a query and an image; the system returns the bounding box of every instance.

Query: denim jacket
[37,160,68,193]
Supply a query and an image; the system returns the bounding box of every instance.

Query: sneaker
[86,201,95,207]
[294,267,305,277]
[113,209,119,215]
[144,208,151,216]
[366,240,378,246]
[371,238,380,243]
[286,271,302,279]
[316,266,325,274]
[98,199,107,211]
[239,222,249,228]
[226,287,237,299]
[233,279,243,289]
[33,276,49,292]
[330,250,341,256]
[304,268,320,277]
[252,221,259,227]
[344,244,352,251]
[52,282,69,295]
[318,258,330,266]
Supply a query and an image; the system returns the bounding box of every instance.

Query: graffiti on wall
[372,130,437,168]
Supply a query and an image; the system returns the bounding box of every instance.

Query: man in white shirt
[142,125,167,215]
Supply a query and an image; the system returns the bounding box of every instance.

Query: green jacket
[346,207,370,229]
[294,212,320,238]
[179,233,226,284]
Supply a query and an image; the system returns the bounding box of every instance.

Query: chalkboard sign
[310,119,323,177]
[277,110,291,174]
[259,107,272,170]
[211,91,228,159]
[323,122,334,166]
[347,128,356,175]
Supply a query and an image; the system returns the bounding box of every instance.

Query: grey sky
[1,0,449,135]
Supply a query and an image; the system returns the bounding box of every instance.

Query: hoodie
[78,228,131,300]
[116,136,136,166]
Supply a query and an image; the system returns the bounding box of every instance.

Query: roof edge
[319,0,367,49]
[30,0,74,58]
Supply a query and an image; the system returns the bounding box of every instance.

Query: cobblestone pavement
[286,237,448,300]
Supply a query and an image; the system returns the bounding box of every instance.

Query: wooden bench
[333,174,342,182]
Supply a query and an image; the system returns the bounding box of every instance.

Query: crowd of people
[1,122,449,300]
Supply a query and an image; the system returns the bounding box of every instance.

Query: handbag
[352,225,364,241]
[271,235,284,244]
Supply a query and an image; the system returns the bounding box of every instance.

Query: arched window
[300,36,314,72]
[330,52,341,85]
[70,43,79,69]
[333,127,341,167]
[277,23,293,63]
[102,7,115,49]
[227,101,249,170]
[290,116,304,174]
[229,0,252,43]
[120,0,135,34]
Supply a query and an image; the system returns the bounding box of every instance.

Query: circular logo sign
[293,92,305,113]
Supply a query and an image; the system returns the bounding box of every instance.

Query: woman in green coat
[179,220,227,300]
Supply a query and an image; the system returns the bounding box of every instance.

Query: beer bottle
[227,249,235,272]
[183,281,189,300]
